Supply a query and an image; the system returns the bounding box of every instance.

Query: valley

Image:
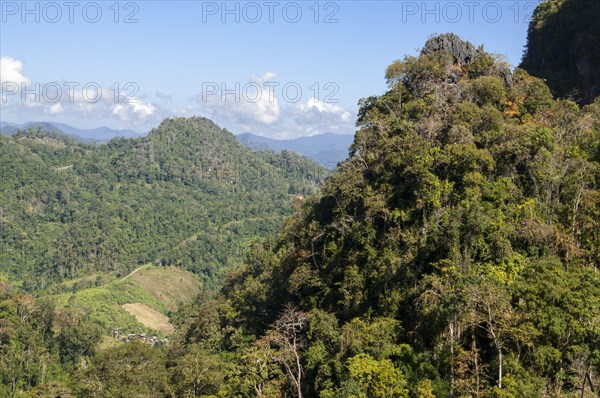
[1,0,599,397]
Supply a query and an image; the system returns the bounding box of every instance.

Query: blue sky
[0,0,539,138]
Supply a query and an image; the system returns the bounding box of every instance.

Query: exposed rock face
[422,33,482,65]
[521,0,600,105]
[499,66,514,87]
[421,33,513,87]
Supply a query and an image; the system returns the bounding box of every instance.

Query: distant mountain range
[1,121,353,166]
[237,132,354,167]
[0,121,142,142]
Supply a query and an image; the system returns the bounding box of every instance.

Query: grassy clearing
[122,303,174,334]
[51,266,200,335]
[129,266,200,311]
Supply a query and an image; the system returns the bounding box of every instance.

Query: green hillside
[49,265,200,336]
[1,31,599,398]
[0,117,325,291]
[185,35,599,397]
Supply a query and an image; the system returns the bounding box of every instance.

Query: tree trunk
[498,348,503,389]
[450,320,455,396]
[580,362,595,398]
[293,338,303,398]
[489,327,502,389]
[472,335,481,398]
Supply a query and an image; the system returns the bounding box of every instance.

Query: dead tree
[264,305,308,398]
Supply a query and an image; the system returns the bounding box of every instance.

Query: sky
[0,0,540,138]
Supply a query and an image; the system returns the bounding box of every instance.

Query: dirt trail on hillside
[119,264,152,282]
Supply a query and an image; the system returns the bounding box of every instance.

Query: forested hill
[521,0,600,105]
[0,117,325,291]
[2,33,600,398]
[201,34,599,396]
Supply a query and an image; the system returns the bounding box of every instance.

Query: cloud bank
[1,58,355,138]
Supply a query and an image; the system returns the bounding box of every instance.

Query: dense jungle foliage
[1,0,599,396]
[0,117,324,291]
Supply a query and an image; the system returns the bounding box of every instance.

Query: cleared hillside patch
[128,266,201,311]
[122,303,174,334]
[54,282,167,333]
[52,266,199,335]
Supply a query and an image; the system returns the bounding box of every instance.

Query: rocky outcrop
[421,33,513,87]
[521,0,600,105]
[421,33,482,65]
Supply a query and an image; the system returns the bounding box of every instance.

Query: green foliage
[3,32,600,398]
[221,34,600,397]
[0,118,325,291]
[75,342,168,397]
[55,312,103,370]
[168,344,226,398]
[345,353,409,398]
[23,380,75,398]
[53,279,168,333]
[0,281,99,397]
[468,53,496,78]
[469,76,505,107]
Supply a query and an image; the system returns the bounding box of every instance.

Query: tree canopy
[0,117,325,291]
[1,30,599,398]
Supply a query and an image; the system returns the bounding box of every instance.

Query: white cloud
[0,57,30,86]
[1,60,355,138]
[111,100,157,121]
[48,103,64,114]
[199,72,281,127]
[1,56,161,128]
[132,100,157,117]
[190,72,356,139]
[299,98,353,122]
[251,71,278,84]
